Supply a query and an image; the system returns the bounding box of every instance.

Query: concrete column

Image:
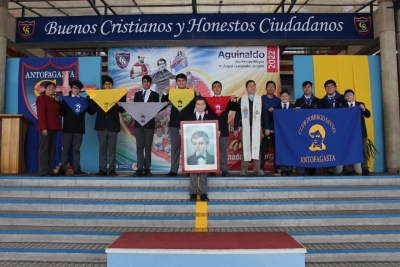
[378,0,400,172]
[0,0,8,114]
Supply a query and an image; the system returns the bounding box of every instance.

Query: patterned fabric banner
[204,96,230,117]
[169,89,194,111]
[121,102,166,126]
[62,96,89,115]
[86,88,127,112]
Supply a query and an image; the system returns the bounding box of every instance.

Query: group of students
[36,76,125,177]
[36,73,370,202]
[256,79,371,177]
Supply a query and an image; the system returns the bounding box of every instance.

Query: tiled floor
[1,225,400,232]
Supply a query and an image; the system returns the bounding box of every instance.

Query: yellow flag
[169,89,194,111]
[86,88,127,112]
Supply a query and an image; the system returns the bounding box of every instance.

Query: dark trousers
[97,130,118,172]
[260,132,279,172]
[219,136,228,172]
[169,127,181,173]
[135,127,155,171]
[38,130,58,175]
[60,133,83,172]
[189,173,208,195]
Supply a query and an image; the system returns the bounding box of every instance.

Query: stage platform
[106,232,306,267]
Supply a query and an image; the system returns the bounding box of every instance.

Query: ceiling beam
[10,0,42,17]
[192,0,197,14]
[87,0,101,16]
[273,0,286,13]
[354,0,376,13]
[287,0,297,13]
[99,0,116,15]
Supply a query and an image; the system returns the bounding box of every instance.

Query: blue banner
[15,13,373,44]
[274,108,363,167]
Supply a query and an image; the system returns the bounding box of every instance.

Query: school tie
[284,103,287,109]
[198,115,202,121]
[329,97,335,108]
[350,103,353,107]
[142,90,146,97]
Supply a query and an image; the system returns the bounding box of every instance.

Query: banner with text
[109,46,280,172]
[274,108,363,167]
[16,13,373,44]
[19,58,79,173]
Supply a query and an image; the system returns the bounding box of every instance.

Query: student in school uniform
[58,80,94,176]
[88,75,126,176]
[184,96,218,202]
[340,89,371,176]
[132,75,160,177]
[206,81,237,177]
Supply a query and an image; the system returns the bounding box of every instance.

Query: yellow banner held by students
[169,88,194,111]
[86,88,127,112]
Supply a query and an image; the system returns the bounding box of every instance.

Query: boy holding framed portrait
[181,96,219,202]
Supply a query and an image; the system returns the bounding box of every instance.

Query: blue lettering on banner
[15,13,373,43]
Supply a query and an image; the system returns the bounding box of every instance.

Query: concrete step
[305,242,400,262]
[0,242,106,263]
[2,186,400,199]
[1,197,400,213]
[1,225,400,244]
[1,175,400,188]
[1,210,400,228]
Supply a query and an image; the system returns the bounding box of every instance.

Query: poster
[108,46,280,172]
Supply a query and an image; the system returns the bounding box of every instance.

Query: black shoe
[97,170,108,176]
[165,171,178,177]
[221,171,230,177]
[108,169,118,176]
[74,169,87,176]
[208,173,216,177]
[326,171,334,176]
[144,170,153,177]
[200,194,209,202]
[39,172,54,176]
[189,194,197,202]
[57,168,66,176]
[133,170,144,177]
[362,169,370,176]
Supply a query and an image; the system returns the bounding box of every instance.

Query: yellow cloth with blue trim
[169,89,194,111]
[86,88,127,112]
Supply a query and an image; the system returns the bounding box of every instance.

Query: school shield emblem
[115,52,131,69]
[18,20,35,40]
[354,16,371,36]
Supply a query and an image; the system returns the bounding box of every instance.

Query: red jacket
[36,94,61,131]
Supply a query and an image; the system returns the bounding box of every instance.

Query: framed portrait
[180,120,220,174]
